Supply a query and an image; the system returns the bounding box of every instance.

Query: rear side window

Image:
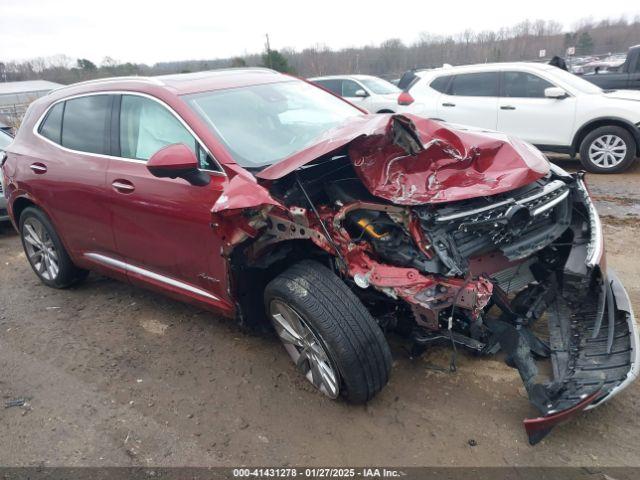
[429,75,451,93]
[119,95,196,161]
[61,95,112,155]
[502,71,553,98]
[314,79,342,95]
[449,72,498,97]
[39,102,64,144]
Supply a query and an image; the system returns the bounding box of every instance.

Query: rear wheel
[264,260,392,403]
[579,126,637,173]
[19,207,88,288]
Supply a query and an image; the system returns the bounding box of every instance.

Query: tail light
[398,91,414,106]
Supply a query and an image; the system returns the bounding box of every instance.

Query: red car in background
[1,69,637,444]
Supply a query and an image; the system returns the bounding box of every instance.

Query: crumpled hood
[258,114,549,204]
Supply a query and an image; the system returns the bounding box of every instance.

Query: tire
[579,126,637,173]
[19,207,88,288]
[264,260,392,403]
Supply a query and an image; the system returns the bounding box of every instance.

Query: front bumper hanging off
[523,269,638,444]
[520,176,638,444]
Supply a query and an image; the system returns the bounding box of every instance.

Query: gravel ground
[1,158,639,467]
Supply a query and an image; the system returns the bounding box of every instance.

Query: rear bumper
[523,269,638,444]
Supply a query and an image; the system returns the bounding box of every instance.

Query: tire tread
[265,260,392,403]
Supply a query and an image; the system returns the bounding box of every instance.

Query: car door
[105,93,230,307]
[30,94,119,265]
[497,71,577,146]
[435,72,499,130]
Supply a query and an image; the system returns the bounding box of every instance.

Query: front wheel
[264,260,392,403]
[579,126,637,173]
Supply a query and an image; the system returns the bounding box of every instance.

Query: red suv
[2,69,637,444]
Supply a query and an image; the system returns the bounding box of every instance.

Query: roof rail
[50,76,164,94]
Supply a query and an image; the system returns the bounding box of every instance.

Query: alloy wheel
[23,217,59,281]
[588,134,627,169]
[269,299,340,398]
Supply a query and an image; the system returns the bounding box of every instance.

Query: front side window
[449,72,498,97]
[120,95,196,161]
[39,102,64,144]
[185,80,362,169]
[61,95,112,154]
[503,72,553,98]
[341,80,363,97]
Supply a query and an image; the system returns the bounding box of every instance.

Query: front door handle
[442,102,456,107]
[112,179,135,194]
[30,163,47,174]
[500,105,516,110]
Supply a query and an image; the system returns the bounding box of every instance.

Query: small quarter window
[39,102,64,144]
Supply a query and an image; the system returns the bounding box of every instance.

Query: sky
[1,0,639,65]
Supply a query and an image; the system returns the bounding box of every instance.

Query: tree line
[1,16,639,85]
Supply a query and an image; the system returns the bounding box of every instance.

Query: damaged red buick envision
[2,69,637,444]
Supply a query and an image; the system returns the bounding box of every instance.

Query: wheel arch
[230,239,334,329]
[11,194,77,262]
[572,117,640,154]
[11,195,39,228]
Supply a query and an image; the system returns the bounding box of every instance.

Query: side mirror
[147,143,210,187]
[544,87,568,99]
[353,89,368,98]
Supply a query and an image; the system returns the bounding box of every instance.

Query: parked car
[309,74,402,113]
[401,62,640,173]
[581,45,640,90]
[0,129,13,222]
[2,69,637,444]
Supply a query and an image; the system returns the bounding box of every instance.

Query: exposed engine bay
[216,115,638,444]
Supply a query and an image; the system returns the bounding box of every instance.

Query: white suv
[403,63,640,173]
[309,75,402,113]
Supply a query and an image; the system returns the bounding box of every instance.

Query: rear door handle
[442,102,456,107]
[30,162,47,174]
[500,105,516,110]
[112,179,135,193]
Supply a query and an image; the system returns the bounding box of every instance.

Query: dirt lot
[1,158,639,467]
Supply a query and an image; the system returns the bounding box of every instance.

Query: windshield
[359,78,400,95]
[549,68,603,94]
[184,80,363,168]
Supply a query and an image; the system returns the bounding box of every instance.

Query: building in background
[0,80,63,130]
